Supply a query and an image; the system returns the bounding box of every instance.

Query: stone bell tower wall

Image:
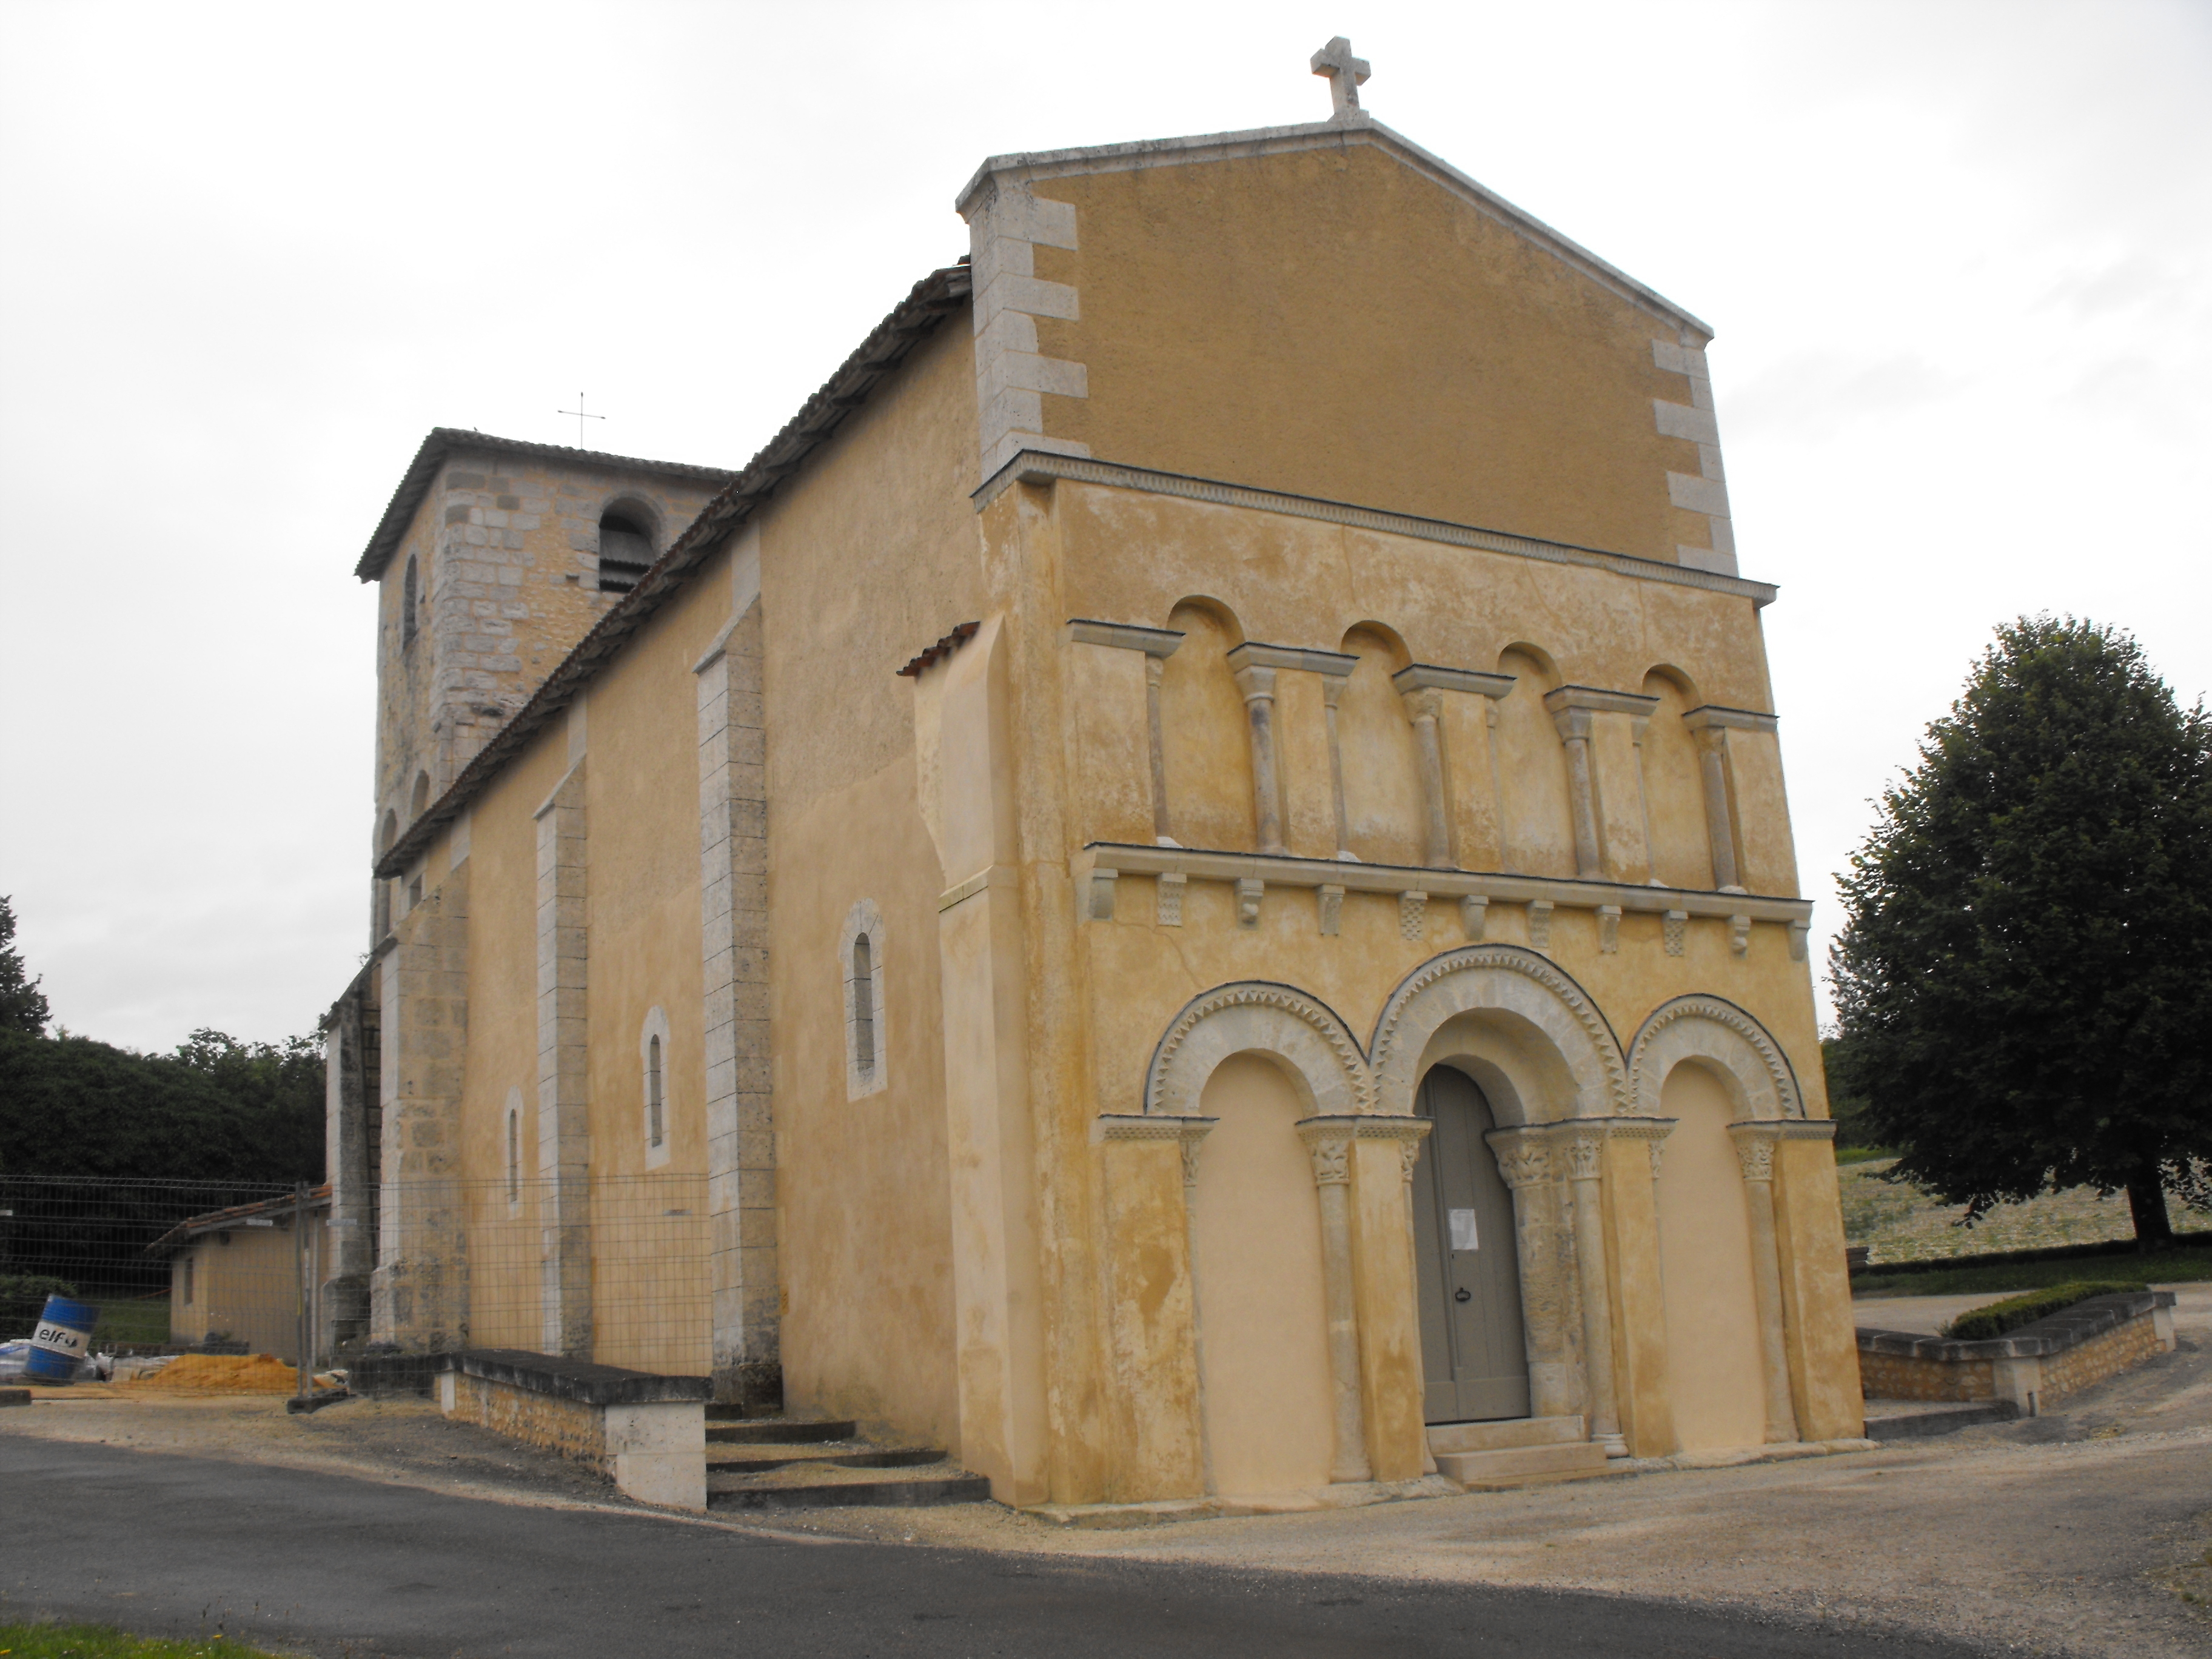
[365,439,729,928]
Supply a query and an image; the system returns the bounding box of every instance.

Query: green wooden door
[1412,1066,1531,1423]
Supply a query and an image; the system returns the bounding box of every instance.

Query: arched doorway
[1411,1065,1529,1423]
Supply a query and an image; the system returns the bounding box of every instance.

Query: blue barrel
[25,1295,98,1383]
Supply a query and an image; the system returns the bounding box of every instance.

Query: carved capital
[1485,1127,1552,1191]
[1728,1119,1781,1182]
[1231,662,1278,705]
[1560,1125,1606,1183]
[1399,687,1445,725]
[1298,1125,1352,1187]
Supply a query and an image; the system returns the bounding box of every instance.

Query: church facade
[324,61,1861,1509]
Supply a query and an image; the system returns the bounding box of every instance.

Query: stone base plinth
[436,1349,708,1510]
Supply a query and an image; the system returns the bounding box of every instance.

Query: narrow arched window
[840,900,885,1099]
[638,1010,673,1167]
[597,512,653,594]
[648,1034,665,1148]
[851,937,874,1085]
[506,1107,520,1205]
[401,555,420,646]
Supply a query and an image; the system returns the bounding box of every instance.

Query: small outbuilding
[149,1187,330,1362]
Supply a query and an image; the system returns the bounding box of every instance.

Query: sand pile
[132,1353,300,1392]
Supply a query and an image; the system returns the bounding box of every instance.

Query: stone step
[706,1446,948,1473]
[706,1458,990,1511]
[705,1417,860,1445]
[1862,1399,2019,1441]
[1426,1415,1585,1456]
[1435,1439,1613,1489]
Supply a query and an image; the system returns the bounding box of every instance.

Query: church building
[322,42,1862,1510]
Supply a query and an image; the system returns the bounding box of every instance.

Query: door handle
[1453,1288,1472,1303]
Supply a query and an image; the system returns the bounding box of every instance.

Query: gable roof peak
[955,114,1711,342]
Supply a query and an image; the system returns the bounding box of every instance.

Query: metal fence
[0,1173,709,1378]
[0,1176,301,1359]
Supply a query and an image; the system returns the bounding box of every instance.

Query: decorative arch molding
[1627,995,1803,1121]
[1369,946,1630,1121]
[1144,981,1375,1118]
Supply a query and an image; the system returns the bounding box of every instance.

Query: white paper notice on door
[1449,1208,1480,1252]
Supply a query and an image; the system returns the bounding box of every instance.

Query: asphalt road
[1,1438,1987,1658]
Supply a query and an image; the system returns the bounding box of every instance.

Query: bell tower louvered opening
[597,511,654,594]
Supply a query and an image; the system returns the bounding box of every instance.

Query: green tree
[1829,617,2212,1245]
[0,896,50,1035]
[0,1028,324,1184]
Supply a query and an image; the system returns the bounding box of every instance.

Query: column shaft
[1322,674,1353,859]
[1145,655,1174,845]
[1233,664,1287,855]
[1554,709,1604,880]
[1403,689,1452,869]
[1564,1130,1626,1456]
[1695,729,1742,891]
[1300,1127,1370,1483]
[1731,1125,1798,1443]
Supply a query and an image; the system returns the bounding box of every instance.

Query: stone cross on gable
[1310,36,1370,121]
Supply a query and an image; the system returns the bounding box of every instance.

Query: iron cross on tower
[557,393,606,447]
[1310,36,1371,121]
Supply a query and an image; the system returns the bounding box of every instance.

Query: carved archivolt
[1144,981,1376,1118]
[1627,995,1803,1120]
[1367,946,1631,1120]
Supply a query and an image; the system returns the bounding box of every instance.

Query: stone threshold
[1625,1437,1877,1473]
[1030,1438,1883,1528]
[1031,1474,1461,1529]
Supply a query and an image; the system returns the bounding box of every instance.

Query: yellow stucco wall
[1027,141,1714,564]
[751,318,983,1450]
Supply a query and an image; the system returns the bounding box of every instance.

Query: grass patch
[1856,1246,2212,1299]
[0,1625,283,1659]
[1939,1279,2150,1339]
[90,1295,170,1349]
[1835,1146,1897,1165]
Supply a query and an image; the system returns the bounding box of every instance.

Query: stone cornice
[1067,619,1184,656]
[1683,704,1780,733]
[1545,685,1661,717]
[1394,663,1515,699]
[1080,842,1811,924]
[976,451,1779,607]
[1226,641,1359,677]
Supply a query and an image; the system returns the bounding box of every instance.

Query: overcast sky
[2,1,2206,1052]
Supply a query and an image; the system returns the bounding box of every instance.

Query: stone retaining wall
[1857,1291,2174,1416]
[436,1349,707,1510]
